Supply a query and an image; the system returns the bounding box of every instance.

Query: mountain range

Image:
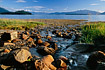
[0,7,105,15]
[50,10,102,15]
[32,10,105,15]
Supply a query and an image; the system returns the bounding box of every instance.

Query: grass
[0,19,45,30]
[0,19,85,30]
[81,22,105,45]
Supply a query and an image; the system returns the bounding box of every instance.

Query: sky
[0,0,105,13]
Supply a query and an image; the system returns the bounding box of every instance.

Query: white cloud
[16,0,26,3]
[100,0,105,1]
[34,0,38,2]
[64,7,68,11]
[96,10,105,13]
[90,4,99,5]
[25,6,45,10]
[48,9,53,11]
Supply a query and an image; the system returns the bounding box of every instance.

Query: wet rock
[12,49,32,63]
[0,49,32,66]
[21,47,29,51]
[12,39,21,43]
[50,42,58,51]
[36,39,43,45]
[71,28,77,32]
[37,46,55,55]
[87,51,105,70]
[52,30,58,34]
[0,41,15,47]
[21,34,29,40]
[46,36,52,39]
[4,49,10,53]
[43,42,50,47]
[57,32,62,37]
[27,37,34,42]
[59,56,68,63]
[1,31,17,41]
[64,43,94,53]
[25,31,30,36]
[35,34,42,39]
[35,60,50,70]
[41,55,57,70]
[57,59,67,70]
[30,35,36,39]
[66,30,71,33]
[62,32,68,38]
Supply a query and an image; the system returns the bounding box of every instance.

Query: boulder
[0,49,32,66]
[35,60,50,70]
[11,49,32,63]
[37,46,55,55]
[86,51,105,70]
[41,55,57,70]
[1,31,17,41]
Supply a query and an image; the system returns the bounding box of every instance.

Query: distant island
[0,7,32,15]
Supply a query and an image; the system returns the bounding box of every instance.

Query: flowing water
[29,24,90,70]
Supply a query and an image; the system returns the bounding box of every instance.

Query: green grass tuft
[81,23,105,45]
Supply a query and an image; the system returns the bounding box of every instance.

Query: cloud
[34,0,38,2]
[25,6,45,10]
[16,0,26,3]
[100,0,105,1]
[48,9,53,11]
[64,7,68,11]
[90,4,99,5]
[95,10,105,13]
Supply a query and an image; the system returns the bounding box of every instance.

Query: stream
[29,24,90,70]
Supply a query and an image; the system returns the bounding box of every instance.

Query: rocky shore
[0,21,104,70]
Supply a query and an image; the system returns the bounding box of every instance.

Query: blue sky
[0,0,105,12]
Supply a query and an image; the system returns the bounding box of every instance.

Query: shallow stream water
[29,24,90,70]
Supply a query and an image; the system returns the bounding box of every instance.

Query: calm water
[0,15,105,21]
